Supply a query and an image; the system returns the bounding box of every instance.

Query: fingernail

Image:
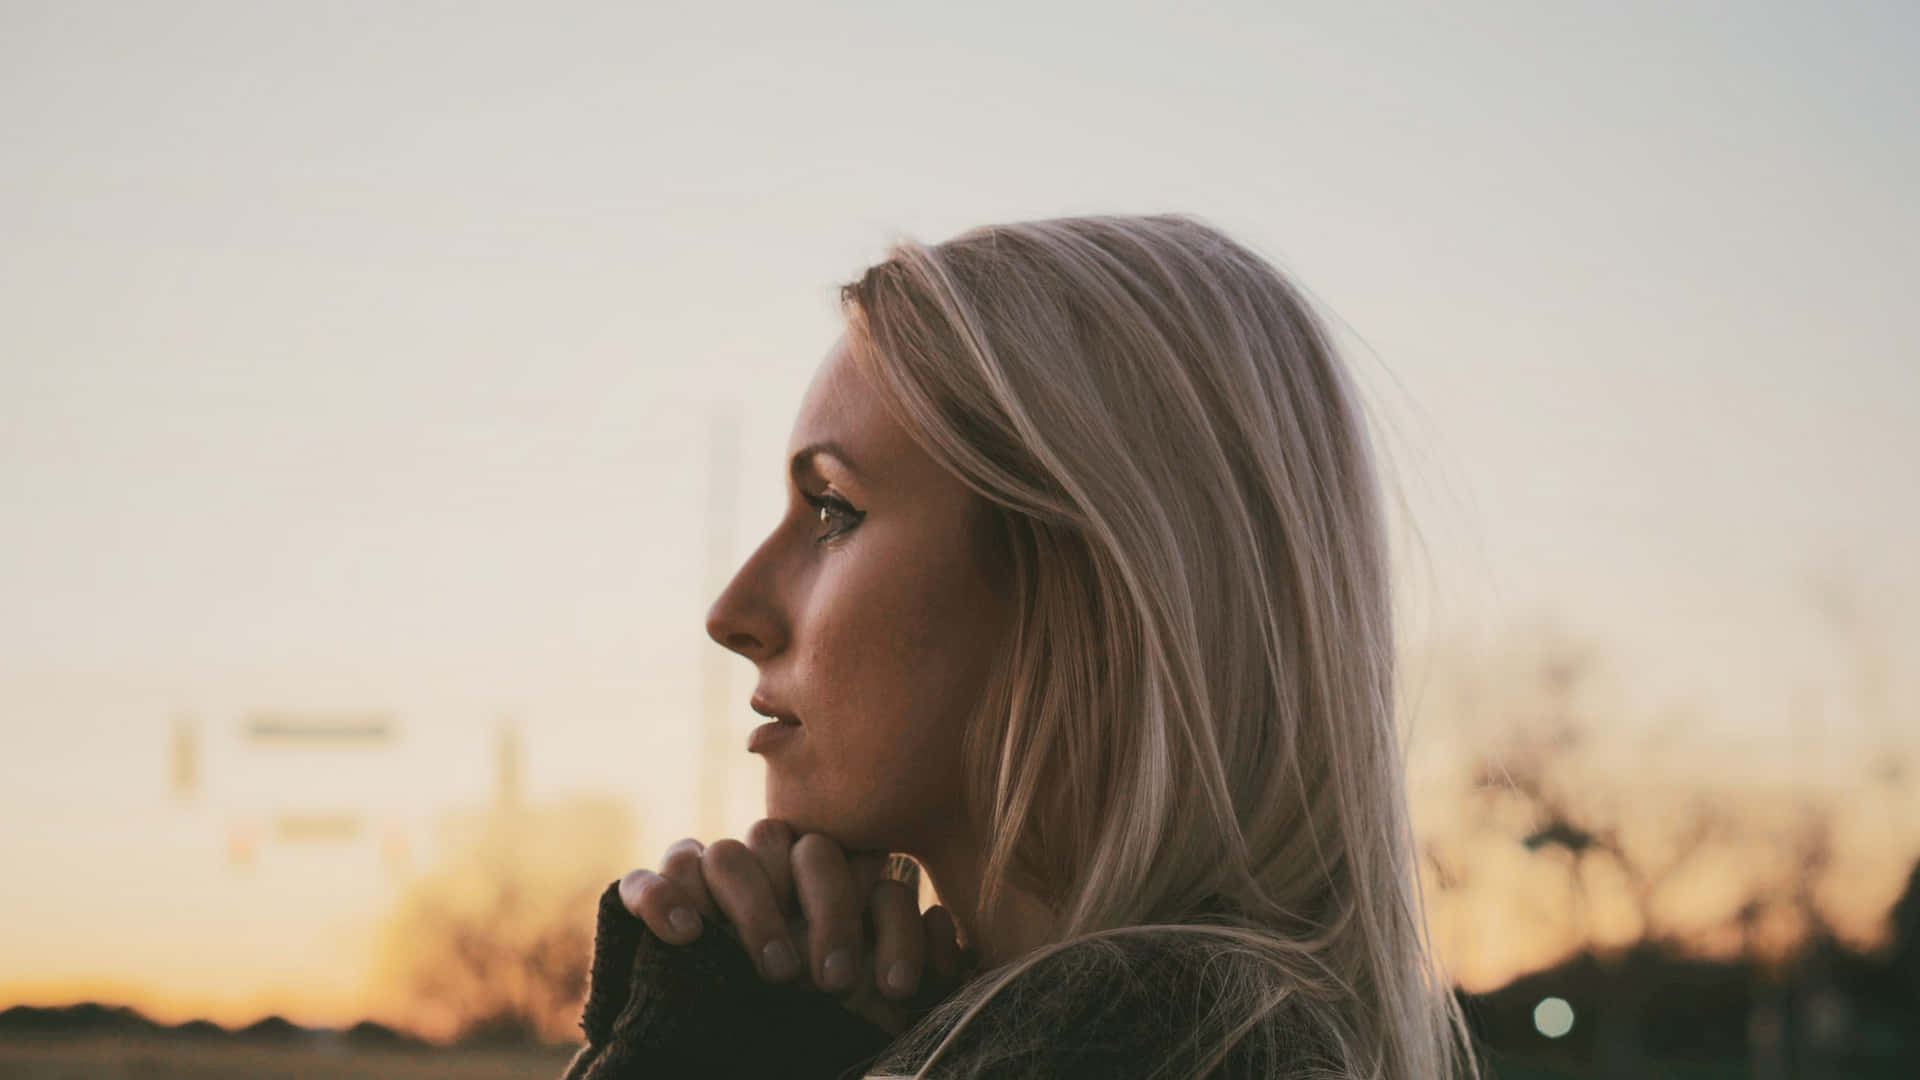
[668,907,701,940]
[823,948,853,991]
[762,939,799,981]
[886,962,912,995]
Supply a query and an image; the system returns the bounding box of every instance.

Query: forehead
[788,335,915,478]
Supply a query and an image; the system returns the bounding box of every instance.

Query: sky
[2,0,1916,1028]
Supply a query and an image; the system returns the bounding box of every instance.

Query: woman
[561,214,1478,1079]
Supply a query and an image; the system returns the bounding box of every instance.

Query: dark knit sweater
[560,880,1342,1080]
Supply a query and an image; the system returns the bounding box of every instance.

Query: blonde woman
[561,214,1478,1079]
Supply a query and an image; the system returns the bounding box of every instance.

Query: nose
[705,541,787,662]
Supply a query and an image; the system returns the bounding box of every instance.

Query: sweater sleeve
[560,880,896,1080]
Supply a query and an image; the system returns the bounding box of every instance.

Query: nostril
[706,595,783,658]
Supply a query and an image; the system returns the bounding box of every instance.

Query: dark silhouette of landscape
[1462,856,1920,1077]
[4,858,1914,1079]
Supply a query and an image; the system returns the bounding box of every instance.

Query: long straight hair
[839,214,1476,1079]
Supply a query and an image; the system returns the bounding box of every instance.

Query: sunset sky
[3,0,1915,1031]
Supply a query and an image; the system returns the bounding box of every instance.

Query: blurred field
[0,1036,576,1080]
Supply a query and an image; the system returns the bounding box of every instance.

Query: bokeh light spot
[1533,996,1575,1038]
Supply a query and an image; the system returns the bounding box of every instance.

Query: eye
[802,491,865,543]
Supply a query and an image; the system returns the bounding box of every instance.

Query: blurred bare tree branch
[371,796,634,1044]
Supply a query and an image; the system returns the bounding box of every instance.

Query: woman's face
[705,333,1010,856]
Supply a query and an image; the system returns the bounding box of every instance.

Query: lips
[750,695,801,727]
[746,694,803,756]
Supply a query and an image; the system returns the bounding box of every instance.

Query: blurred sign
[244,711,394,743]
[183,711,523,878]
[273,813,364,844]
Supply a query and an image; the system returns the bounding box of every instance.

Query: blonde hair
[838,214,1477,1079]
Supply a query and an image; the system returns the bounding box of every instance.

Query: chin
[762,779,824,838]
[765,782,895,853]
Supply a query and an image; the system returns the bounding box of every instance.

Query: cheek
[812,573,960,751]
[788,550,997,834]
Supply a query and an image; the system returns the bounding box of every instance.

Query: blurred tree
[370,794,635,1044]
[1464,631,1733,1078]
[1891,859,1920,1009]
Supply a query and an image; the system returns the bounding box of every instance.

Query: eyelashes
[802,491,865,543]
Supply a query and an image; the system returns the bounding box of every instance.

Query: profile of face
[705,333,1011,857]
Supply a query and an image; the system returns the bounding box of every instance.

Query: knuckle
[745,818,792,849]
[661,845,702,876]
[631,874,677,912]
[703,837,751,872]
[790,831,838,865]
[617,867,657,910]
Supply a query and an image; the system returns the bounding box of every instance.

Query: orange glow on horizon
[0,977,371,1035]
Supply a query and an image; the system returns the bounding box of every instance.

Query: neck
[913,833,1057,971]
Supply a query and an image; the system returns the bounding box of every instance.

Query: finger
[658,838,717,921]
[618,868,704,946]
[870,878,924,1000]
[744,818,796,911]
[702,838,803,983]
[922,904,960,985]
[792,832,864,994]
[847,851,888,900]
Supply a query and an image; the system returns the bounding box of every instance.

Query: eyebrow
[789,441,863,485]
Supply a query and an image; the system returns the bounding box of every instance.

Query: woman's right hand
[615,819,970,1031]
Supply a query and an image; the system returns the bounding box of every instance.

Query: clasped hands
[617,818,975,1035]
